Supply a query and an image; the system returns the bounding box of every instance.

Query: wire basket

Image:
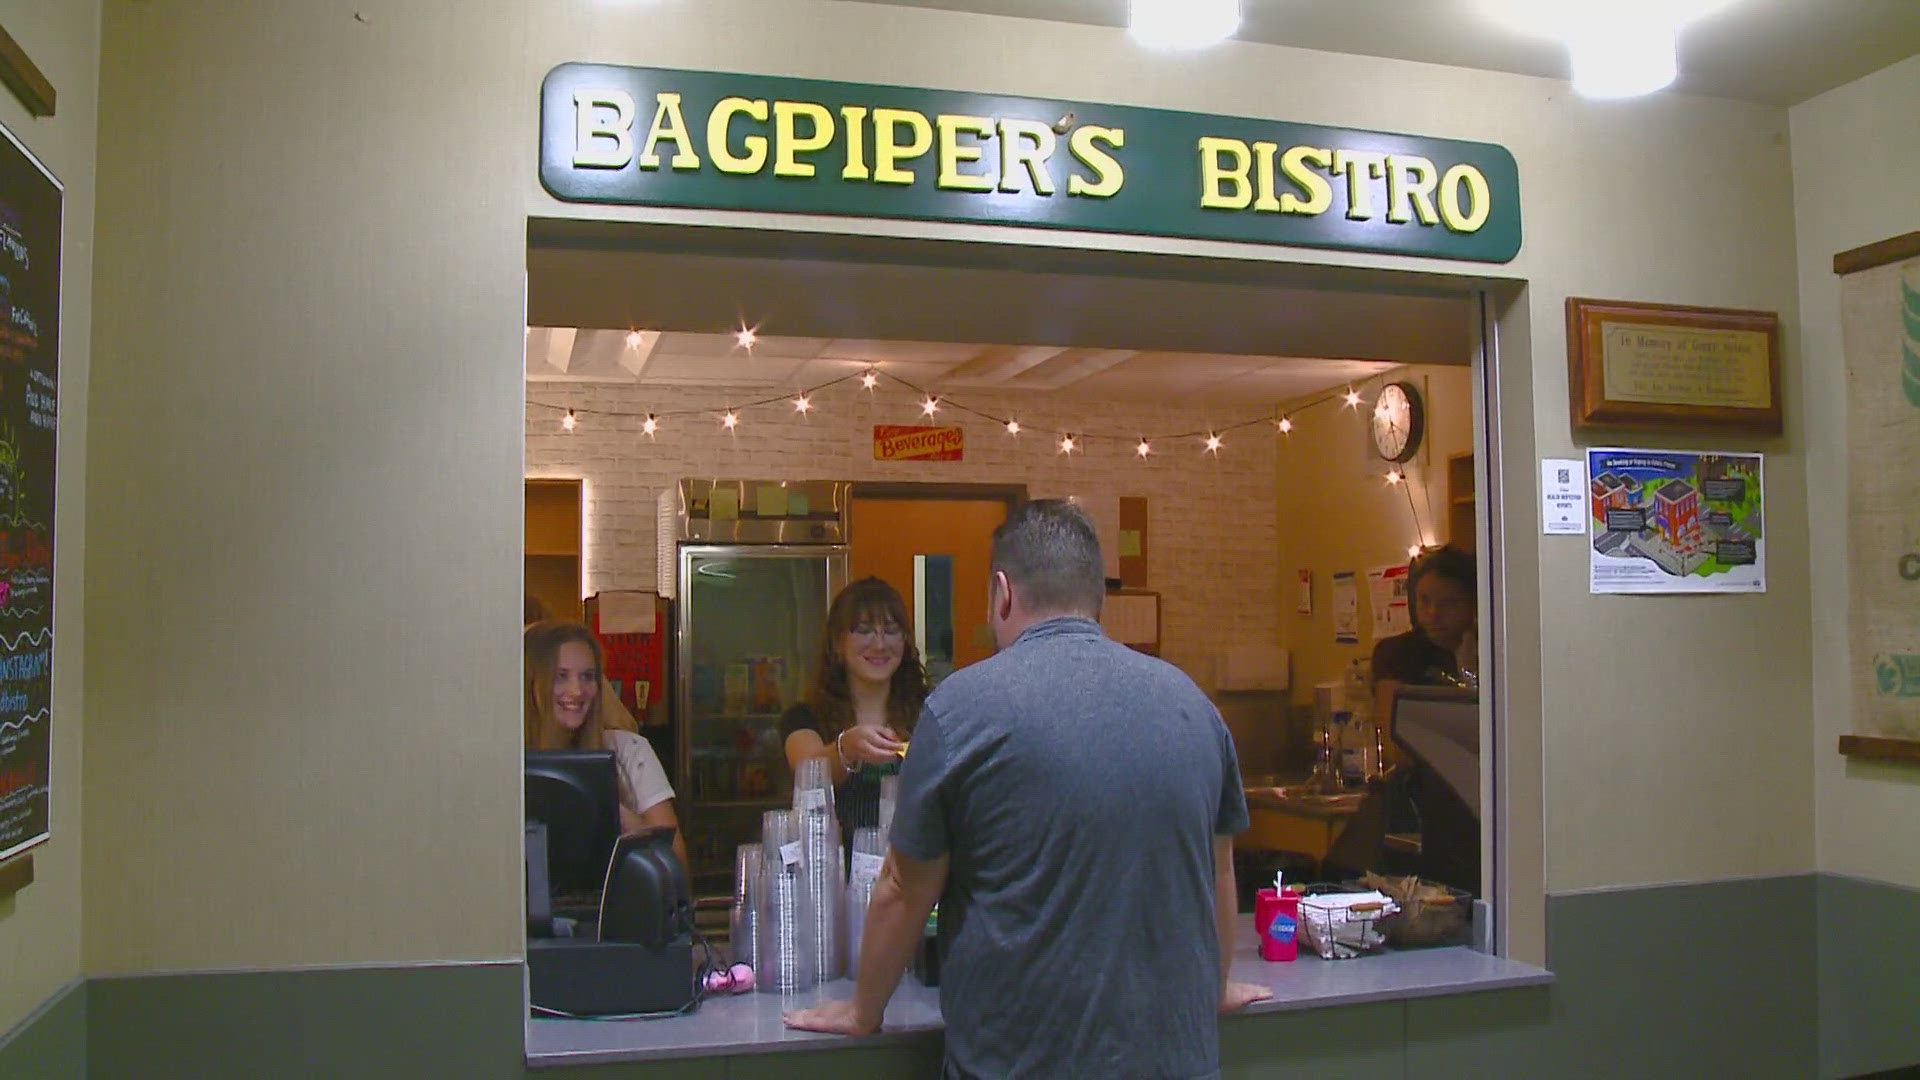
[1297,891,1393,960]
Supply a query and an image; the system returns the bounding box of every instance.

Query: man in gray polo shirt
[787,499,1269,1078]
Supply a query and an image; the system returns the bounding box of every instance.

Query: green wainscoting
[5,874,1916,1078]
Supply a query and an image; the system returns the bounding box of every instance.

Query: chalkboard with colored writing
[0,120,59,864]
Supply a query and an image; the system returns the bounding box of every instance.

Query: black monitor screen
[526,750,621,896]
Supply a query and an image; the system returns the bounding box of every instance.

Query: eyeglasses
[849,623,905,642]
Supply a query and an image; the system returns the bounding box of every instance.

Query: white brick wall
[527,381,1280,686]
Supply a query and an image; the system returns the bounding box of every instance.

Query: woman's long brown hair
[804,577,928,739]
[524,620,607,751]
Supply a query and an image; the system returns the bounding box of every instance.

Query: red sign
[873,424,964,462]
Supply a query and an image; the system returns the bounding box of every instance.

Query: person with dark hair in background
[1370,545,1478,732]
[787,499,1270,1077]
[781,576,929,838]
[524,619,685,870]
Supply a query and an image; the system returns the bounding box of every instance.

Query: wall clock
[1371,381,1424,463]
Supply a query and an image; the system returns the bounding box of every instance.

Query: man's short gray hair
[991,499,1106,617]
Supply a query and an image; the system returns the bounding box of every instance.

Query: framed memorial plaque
[1566,297,1782,435]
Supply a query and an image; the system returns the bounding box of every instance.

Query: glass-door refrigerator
[666,480,849,895]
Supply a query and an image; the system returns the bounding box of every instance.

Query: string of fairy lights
[527,326,1441,558]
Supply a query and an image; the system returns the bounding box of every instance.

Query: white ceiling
[855,0,1920,106]
[525,328,1397,404]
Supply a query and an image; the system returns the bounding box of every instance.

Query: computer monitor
[1390,685,1481,896]
[525,750,621,897]
[600,827,693,948]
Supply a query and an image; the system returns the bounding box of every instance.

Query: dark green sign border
[540,64,1521,264]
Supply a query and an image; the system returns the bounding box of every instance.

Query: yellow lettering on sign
[873,108,933,185]
[708,97,770,175]
[638,92,702,171]
[1439,163,1491,233]
[1332,149,1388,221]
[774,101,835,178]
[840,106,872,181]
[1067,125,1125,198]
[1198,136,1253,210]
[1384,154,1439,225]
[997,119,1057,195]
[936,114,996,192]
[573,88,636,169]
[1278,146,1333,215]
[1251,142,1282,212]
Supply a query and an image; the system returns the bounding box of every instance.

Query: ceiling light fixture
[721,410,739,430]
[735,327,757,349]
[1005,419,1021,435]
[861,369,879,390]
[1277,416,1293,434]
[1058,433,1077,454]
[1204,433,1223,455]
[1129,0,1238,50]
[920,396,940,417]
[1136,439,1152,457]
[1475,0,1737,99]
[793,394,812,414]
[561,409,577,432]
[642,413,658,437]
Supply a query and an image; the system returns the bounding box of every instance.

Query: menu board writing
[0,119,60,864]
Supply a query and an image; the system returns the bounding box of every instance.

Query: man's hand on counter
[784,998,881,1037]
[1219,980,1273,1014]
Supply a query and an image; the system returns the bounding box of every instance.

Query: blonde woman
[525,620,685,869]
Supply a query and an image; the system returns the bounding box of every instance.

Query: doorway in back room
[850,493,1014,682]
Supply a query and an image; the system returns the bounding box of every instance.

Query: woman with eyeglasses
[781,576,929,835]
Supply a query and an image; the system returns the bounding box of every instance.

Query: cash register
[525,750,697,1017]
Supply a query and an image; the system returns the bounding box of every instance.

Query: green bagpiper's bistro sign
[540,64,1522,264]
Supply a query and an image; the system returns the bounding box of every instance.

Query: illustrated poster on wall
[1587,448,1764,595]
[0,120,60,863]
[1840,253,1920,738]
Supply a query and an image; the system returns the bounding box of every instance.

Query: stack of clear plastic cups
[757,809,817,993]
[846,827,885,971]
[731,842,762,971]
[878,774,900,841]
[793,756,845,981]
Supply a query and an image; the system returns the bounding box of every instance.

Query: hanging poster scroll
[0,120,60,863]
[1838,235,1920,750]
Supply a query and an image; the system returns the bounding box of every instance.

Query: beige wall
[1274,365,1474,708]
[84,0,1815,975]
[1790,54,1920,888]
[0,0,98,1033]
[529,380,1279,689]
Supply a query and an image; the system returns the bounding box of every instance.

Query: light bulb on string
[1203,433,1223,456]
[1135,439,1152,458]
[721,410,739,431]
[792,393,812,415]
[561,409,577,432]
[1386,470,1405,485]
[625,330,644,350]
[1408,543,1423,559]
[641,413,658,438]
[860,368,879,391]
[920,396,940,417]
[1343,387,1362,409]
[1276,416,1293,434]
[734,326,758,350]
[1058,433,1078,454]
[1005,419,1021,435]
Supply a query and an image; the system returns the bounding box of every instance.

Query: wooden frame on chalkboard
[1567,297,1782,435]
